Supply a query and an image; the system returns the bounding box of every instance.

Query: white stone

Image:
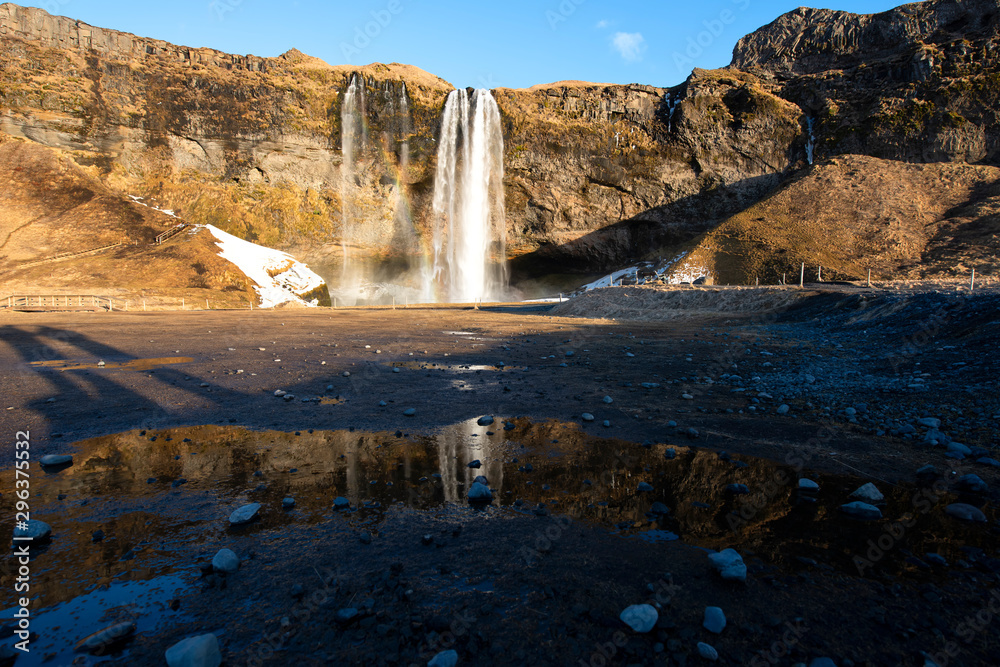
[581,413,595,422]
[697,642,719,661]
[945,503,987,523]
[228,503,260,525]
[798,478,819,490]
[707,549,747,582]
[165,634,222,667]
[13,519,51,542]
[467,482,492,502]
[840,501,882,520]
[211,549,240,573]
[703,606,726,634]
[428,649,458,667]
[40,454,73,466]
[849,483,884,503]
[619,604,658,633]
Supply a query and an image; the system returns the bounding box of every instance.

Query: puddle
[28,357,194,371]
[390,361,524,372]
[0,575,189,666]
[1,420,996,659]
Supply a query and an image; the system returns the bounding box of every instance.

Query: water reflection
[1,419,996,646]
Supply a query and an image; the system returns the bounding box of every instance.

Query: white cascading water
[806,117,816,165]
[340,74,364,302]
[426,88,506,303]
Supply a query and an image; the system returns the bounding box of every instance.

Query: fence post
[800,263,805,288]
[143,300,146,312]
[867,268,872,288]
[818,266,822,282]
[206,299,209,310]
[971,268,976,292]
[182,298,185,310]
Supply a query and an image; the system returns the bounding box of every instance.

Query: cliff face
[1,0,998,292]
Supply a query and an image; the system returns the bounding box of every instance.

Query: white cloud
[596,19,609,29]
[611,32,645,62]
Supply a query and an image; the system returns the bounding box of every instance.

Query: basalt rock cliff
[0,0,998,295]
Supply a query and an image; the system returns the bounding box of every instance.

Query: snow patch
[203,225,325,308]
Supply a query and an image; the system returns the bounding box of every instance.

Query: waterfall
[806,117,816,165]
[426,88,507,303]
[665,93,678,133]
[340,74,365,302]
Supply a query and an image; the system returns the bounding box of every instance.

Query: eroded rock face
[1,0,999,286]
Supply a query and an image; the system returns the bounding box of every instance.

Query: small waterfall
[340,74,365,303]
[426,89,507,303]
[665,93,678,133]
[806,117,816,165]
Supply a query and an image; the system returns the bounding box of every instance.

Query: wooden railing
[16,242,124,269]
[155,224,187,245]
[1,295,114,311]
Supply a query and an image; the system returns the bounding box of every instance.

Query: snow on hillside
[203,225,325,308]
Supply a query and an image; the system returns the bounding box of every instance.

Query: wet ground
[0,288,998,665]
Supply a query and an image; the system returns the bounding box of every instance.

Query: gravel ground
[0,286,997,666]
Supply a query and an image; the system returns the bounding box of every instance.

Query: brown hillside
[670,155,1000,283]
[0,136,255,304]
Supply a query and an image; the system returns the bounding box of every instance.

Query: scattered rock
[703,607,726,634]
[945,503,987,523]
[697,642,719,661]
[468,460,482,469]
[603,395,613,404]
[637,482,654,493]
[917,418,941,429]
[403,408,416,417]
[211,549,240,573]
[620,604,658,633]
[849,483,884,503]
[798,478,819,490]
[955,474,988,493]
[809,659,838,667]
[708,549,747,582]
[776,404,790,415]
[13,519,51,542]
[840,501,882,520]
[468,482,492,502]
[165,634,222,667]
[477,415,494,426]
[428,650,459,667]
[681,393,694,400]
[74,621,136,654]
[581,413,595,422]
[40,454,73,467]
[282,497,295,509]
[333,497,350,511]
[334,608,359,625]
[228,503,261,525]
[726,483,750,495]
[650,502,670,516]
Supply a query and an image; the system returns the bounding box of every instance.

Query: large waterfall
[426,88,507,303]
[335,80,506,305]
[339,73,365,303]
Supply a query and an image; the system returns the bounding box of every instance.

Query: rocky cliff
[0,0,998,295]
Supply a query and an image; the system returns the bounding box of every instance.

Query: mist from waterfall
[425,88,507,303]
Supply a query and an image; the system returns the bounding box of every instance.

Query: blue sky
[34,0,909,88]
